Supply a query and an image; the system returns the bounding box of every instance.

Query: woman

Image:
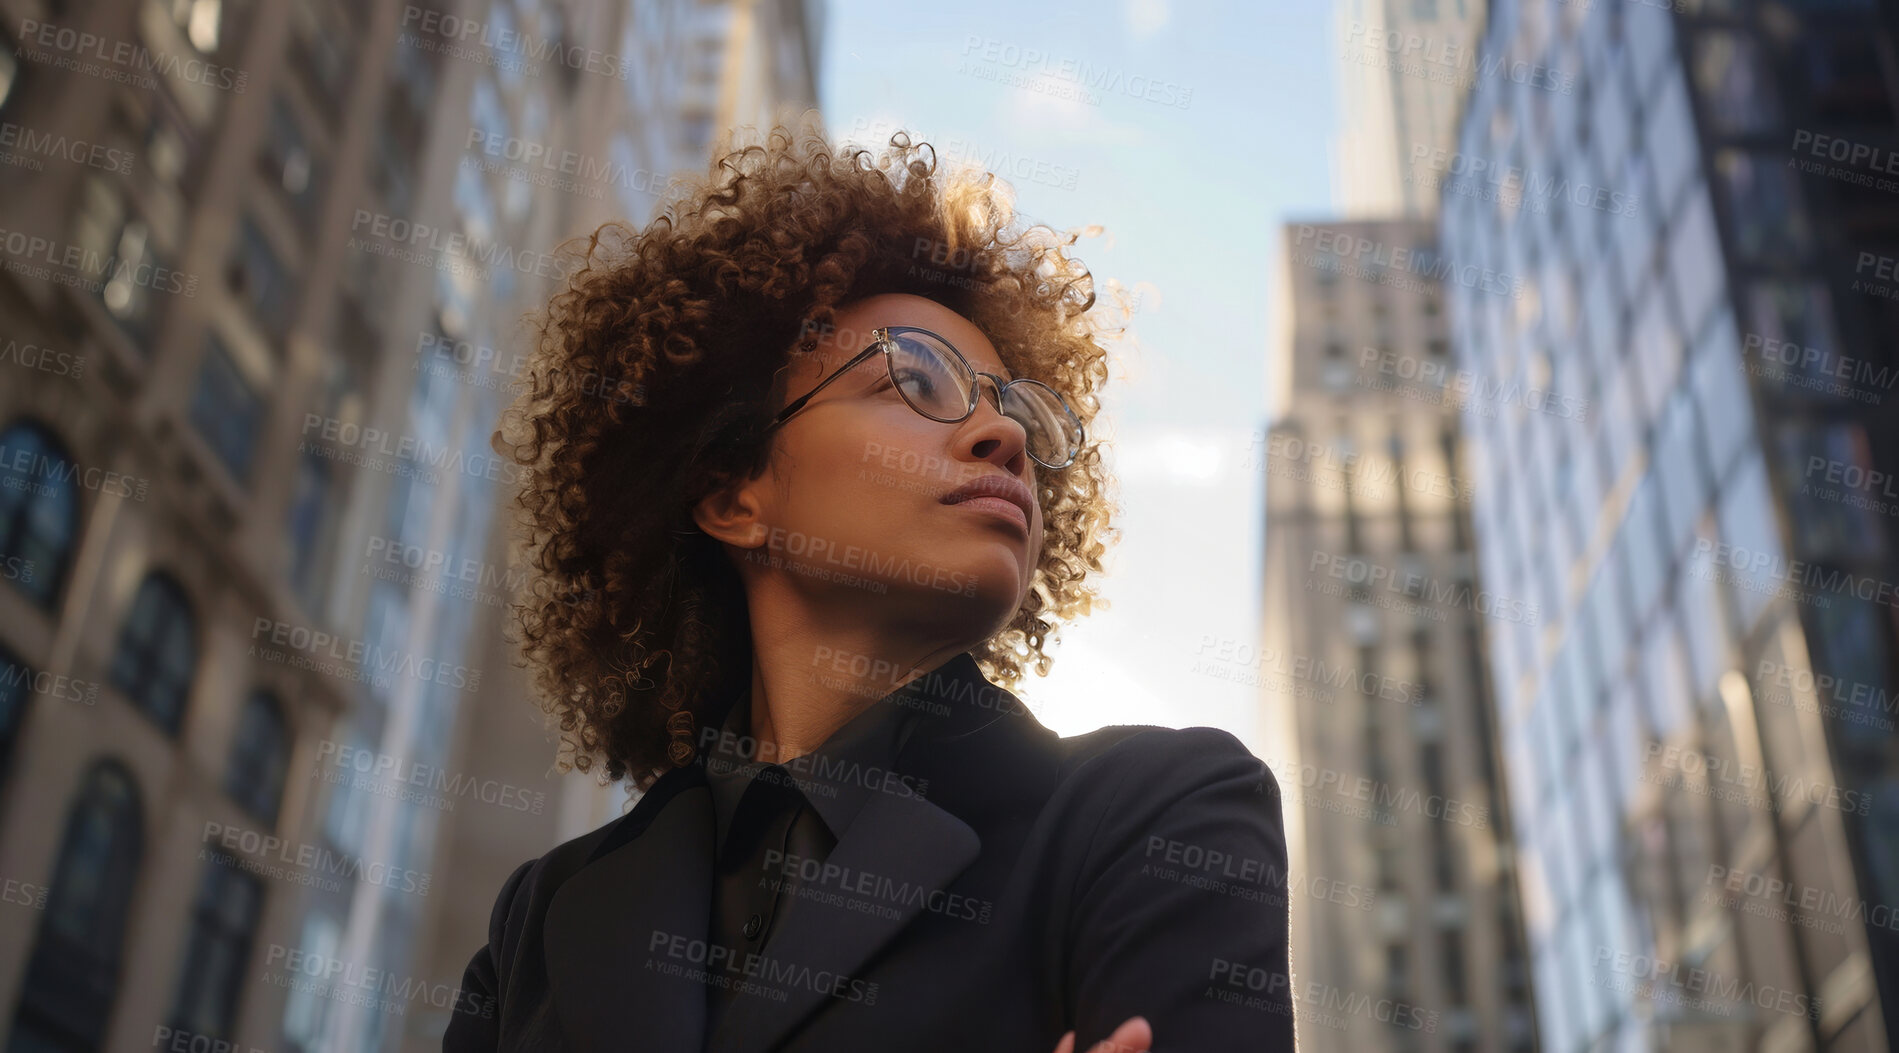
[446,127,1293,1053]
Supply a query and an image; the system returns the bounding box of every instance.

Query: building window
[11,761,144,1052]
[1690,30,1781,134]
[0,643,29,788]
[166,0,228,53]
[281,910,342,1050]
[109,573,197,734]
[369,119,415,221]
[225,691,291,825]
[1441,930,1468,1005]
[289,0,356,102]
[259,94,323,227]
[168,852,264,1044]
[228,217,295,342]
[70,175,169,345]
[141,101,195,199]
[0,33,20,115]
[188,333,264,484]
[289,449,333,609]
[1714,149,1811,261]
[0,420,80,609]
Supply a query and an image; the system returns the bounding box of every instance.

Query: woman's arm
[1064,727,1295,1052]
[443,858,535,1053]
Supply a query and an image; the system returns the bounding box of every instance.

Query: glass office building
[1440,0,1897,1049]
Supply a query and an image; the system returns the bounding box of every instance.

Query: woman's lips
[947,494,1029,532]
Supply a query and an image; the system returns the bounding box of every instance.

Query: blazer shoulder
[1054,724,1277,803]
[486,801,637,925]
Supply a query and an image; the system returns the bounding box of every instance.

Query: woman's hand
[1052,1015,1152,1053]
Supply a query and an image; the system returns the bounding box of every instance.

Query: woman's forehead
[811,296,1011,373]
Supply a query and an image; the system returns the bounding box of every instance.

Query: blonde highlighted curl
[495,126,1120,792]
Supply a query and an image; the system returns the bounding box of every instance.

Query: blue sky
[819,0,1336,750]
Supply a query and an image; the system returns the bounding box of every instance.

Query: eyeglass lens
[885,330,1080,466]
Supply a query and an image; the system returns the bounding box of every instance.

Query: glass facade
[1440,1,1897,1049]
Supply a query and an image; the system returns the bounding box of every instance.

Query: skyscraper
[0,1,819,1050]
[1439,0,1897,1049]
[1262,216,1537,1052]
[1333,0,1487,218]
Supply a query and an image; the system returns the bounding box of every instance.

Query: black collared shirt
[697,681,921,1032]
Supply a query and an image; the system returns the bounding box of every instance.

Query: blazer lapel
[705,785,980,1053]
[543,764,717,1053]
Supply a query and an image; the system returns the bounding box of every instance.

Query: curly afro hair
[494,125,1121,791]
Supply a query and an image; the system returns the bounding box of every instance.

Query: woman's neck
[740,605,967,764]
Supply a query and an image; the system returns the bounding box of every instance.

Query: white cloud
[1126,0,1170,39]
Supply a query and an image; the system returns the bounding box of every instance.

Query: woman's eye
[892,369,935,396]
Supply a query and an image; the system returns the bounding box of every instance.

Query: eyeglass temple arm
[767,339,886,428]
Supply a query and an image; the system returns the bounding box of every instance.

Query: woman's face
[706,293,1045,640]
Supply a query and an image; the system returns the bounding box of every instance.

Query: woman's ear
[692,473,768,549]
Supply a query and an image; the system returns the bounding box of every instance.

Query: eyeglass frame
[761,324,1085,470]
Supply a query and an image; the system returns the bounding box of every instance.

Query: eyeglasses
[764,325,1085,470]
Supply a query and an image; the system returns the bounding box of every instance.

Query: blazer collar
[541,651,1041,1053]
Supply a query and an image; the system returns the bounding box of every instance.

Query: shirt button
[743,913,763,939]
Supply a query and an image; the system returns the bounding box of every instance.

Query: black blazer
[443,654,1295,1052]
